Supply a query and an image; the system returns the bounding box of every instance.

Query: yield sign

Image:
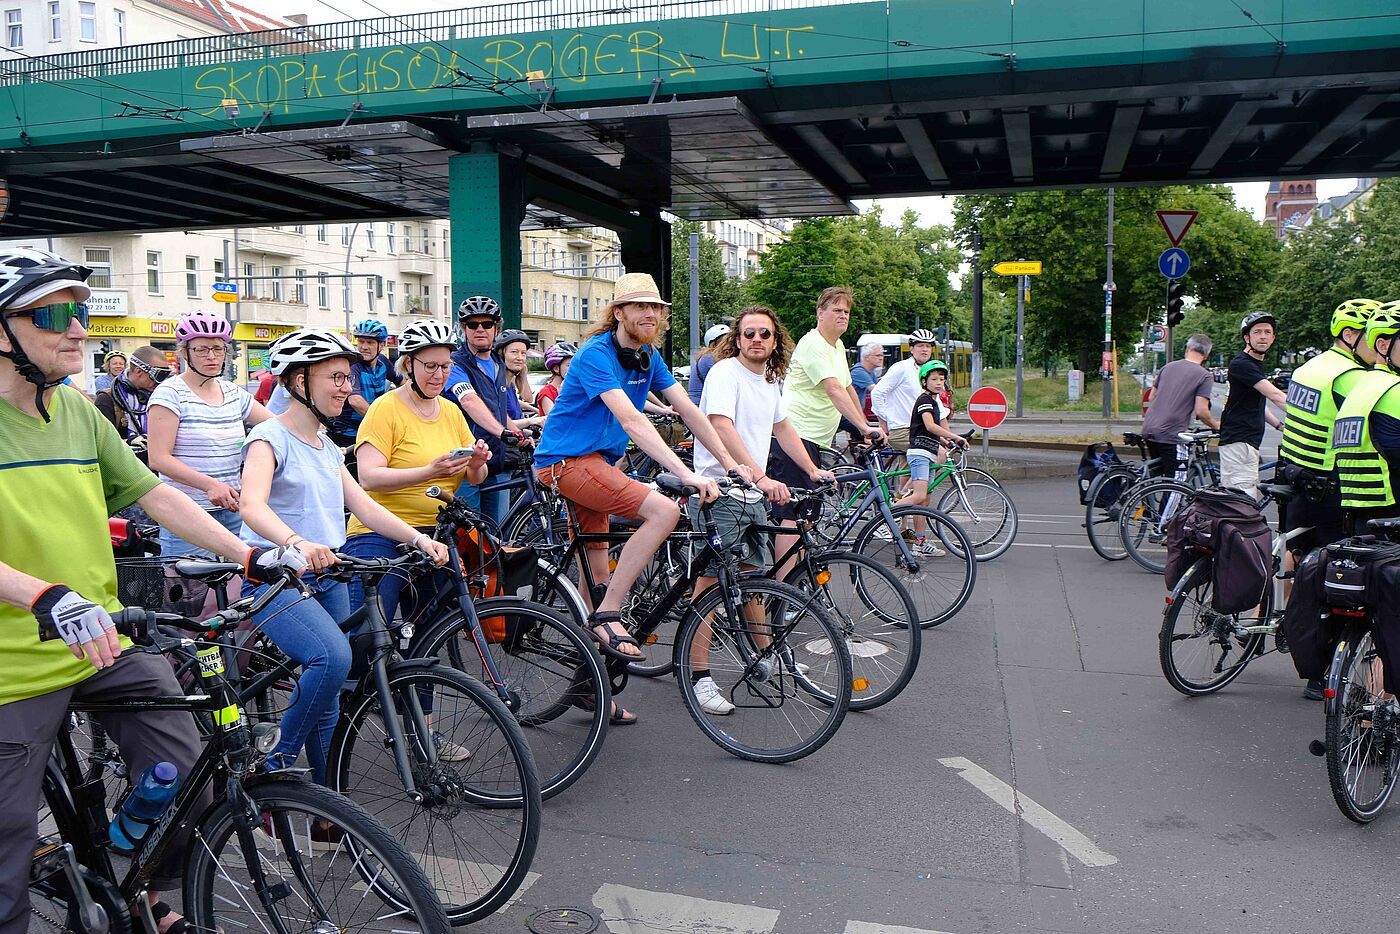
[1156,210,1198,246]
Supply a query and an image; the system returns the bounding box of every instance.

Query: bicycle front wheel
[782,551,920,711]
[1325,623,1400,823]
[676,577,851,762]
[183,778,452,934]
[1118,479,1194,574]
[936,480,1018,561]
[852,506,977,628]
[328,666,542,924]
[416,597,611,802]
[1083,467,1136,561]
[1159,556,1268,695]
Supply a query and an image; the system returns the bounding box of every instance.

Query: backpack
[1164,488,1271,613]
[1077,442,1122,505]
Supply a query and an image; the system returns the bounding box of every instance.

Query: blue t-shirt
[534,333,676,466]
[850,364,877,405]
[687,352,715,405]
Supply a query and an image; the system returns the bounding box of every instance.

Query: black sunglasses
[462,319,495,331]
[742,327,774,340]
[129,356,172,383]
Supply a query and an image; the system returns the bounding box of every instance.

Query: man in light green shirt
[783,286,885,447]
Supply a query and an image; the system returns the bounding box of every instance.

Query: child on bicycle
[896,360,969,556]
[238,328,451,783]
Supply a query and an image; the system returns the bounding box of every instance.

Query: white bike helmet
[704,324,730,345]
[909,328,936,345]
[457,295,502,321]
[267,328,356,376]
[398,320,457,355]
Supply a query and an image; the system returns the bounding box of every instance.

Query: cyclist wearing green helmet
[1334,303,1400,533]
[1278,299,1378,699]
[893,360,969,556]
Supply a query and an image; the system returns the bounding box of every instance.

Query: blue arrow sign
[1158,248,1190,279]
[212,282,238,293]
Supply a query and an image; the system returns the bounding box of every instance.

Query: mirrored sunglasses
[18,301,89,332]
[742,328,774,340]
[129,356,173,383]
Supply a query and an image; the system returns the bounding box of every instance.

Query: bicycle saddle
[1122,432,1145,447]
[172,559,242,584]
[1367,517,1400,537]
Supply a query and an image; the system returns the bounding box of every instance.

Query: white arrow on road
[938,757,1118,867]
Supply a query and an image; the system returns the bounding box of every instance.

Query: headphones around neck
[611,331,652,372]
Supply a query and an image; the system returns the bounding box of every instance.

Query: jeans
[243,576,351,784]
[343,532,428,626]
[159,506,243,559]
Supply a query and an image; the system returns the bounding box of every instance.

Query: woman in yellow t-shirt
[342,320,490,619]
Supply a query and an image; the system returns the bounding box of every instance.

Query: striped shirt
[149,376,253,508]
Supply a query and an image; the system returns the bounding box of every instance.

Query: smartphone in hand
[448,448,474,459]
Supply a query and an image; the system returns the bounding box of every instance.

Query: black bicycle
[200,550,542,925]
[31,573,451,934]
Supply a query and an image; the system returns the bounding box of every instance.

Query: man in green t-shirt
[0,248,284,934]
[768,286,885,568]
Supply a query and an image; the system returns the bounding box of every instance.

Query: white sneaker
[693,676,735,715]
[432,731,472,762]
[915,539,946,557]
[756,658,810,681]
[872,525,893,541]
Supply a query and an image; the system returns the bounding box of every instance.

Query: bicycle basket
[114,558,210,617]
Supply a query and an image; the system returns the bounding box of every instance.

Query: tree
[747,208,958,339]
[669,220,748,359]
[954,185,1278,372]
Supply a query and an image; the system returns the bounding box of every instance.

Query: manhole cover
[527,907,600,933]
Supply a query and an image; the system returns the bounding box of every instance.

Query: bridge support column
[448,144,525,328]
[617,209,673,363]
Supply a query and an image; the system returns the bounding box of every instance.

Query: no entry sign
[967,386,1009,430]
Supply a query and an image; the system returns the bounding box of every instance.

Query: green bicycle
[817,444,1018,561]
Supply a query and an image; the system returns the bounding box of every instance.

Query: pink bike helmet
[176,310,232,342]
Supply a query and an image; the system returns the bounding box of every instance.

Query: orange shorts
[535,454,652,550]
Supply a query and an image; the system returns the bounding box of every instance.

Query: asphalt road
[469,478,1390,934]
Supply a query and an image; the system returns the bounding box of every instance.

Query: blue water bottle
[109,762,180,852]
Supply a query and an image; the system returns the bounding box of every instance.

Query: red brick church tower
[1264,180,1319,238]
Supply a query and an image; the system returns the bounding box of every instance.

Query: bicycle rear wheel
[782,551,920,711]
[1083,467,1136,561]
[1118,479,1194,574]
[1324,623,1400,823]
[183,778,452,934]
[676,578,851,762]
[1159,556,1268,695]
[328,666,541,924]
[936,480,1018,561]
[416,598,611,801]
[852,506,976,628]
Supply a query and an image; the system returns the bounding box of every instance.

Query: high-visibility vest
[1280,347,1361,471]
[1334,369,1400,509]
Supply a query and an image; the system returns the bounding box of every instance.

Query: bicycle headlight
[399,623,415,641]
[251,722,281,755]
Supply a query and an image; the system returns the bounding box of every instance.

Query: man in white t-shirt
[689,305,833,715]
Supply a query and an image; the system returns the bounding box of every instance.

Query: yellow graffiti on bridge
[188,19,815,115]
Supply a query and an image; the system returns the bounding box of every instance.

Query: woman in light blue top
[238,327,449,782]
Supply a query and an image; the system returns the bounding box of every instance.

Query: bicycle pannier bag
[1077,442,1120,505]
[1163,488,1270,612]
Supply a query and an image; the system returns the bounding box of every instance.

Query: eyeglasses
[188,345,227,357]
[462,320,495,331]
[128,357,172,383]
[413,361,453,374]
[15,301,89,332]
[324,372,353,387]
[742,328,773,340]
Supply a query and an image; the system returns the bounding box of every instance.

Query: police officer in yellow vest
[1278,298,1378,555]
[1333,304,1400,538]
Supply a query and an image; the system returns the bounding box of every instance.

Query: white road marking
[937,757,1118,867]
[1010,542,1094,550]
[594,883,780,934]
[845,922,960,934]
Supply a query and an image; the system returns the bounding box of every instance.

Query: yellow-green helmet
[1365,303,1400,350]
[1332,298,1380,337]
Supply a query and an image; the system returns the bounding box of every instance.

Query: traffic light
[1166,279,1187,327]
[934,324,949,342]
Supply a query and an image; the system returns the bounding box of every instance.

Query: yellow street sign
[993,261,1042,276]
[212,292,238,303]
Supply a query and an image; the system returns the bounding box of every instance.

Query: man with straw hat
[534,273,749,719]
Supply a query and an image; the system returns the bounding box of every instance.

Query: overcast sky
[269,0,1359,228]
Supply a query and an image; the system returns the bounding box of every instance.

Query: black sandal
[147,901,189,934]
[586,611,647,663]
[610,706,639,726]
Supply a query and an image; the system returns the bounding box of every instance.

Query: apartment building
[4,0,627,388]
[704,218,789,278]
